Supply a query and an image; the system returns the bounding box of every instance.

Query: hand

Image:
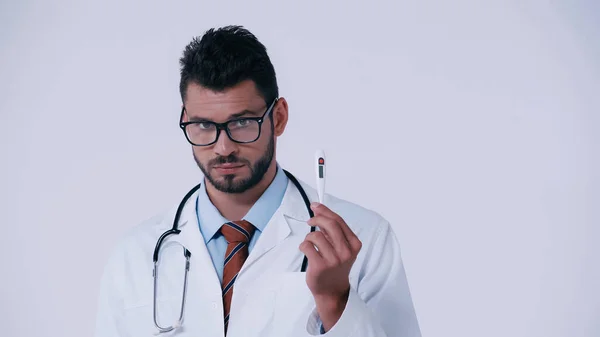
[299,202,362,332]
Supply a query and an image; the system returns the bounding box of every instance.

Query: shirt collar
[196,164,289,243]
[243,164,288,232]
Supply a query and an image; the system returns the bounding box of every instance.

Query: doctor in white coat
[94,25,421,337]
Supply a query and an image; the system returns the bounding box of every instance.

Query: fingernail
[310,202,320,209]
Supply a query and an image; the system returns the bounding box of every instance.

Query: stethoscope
[151,169,316,333]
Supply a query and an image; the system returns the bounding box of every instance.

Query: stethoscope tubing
[152,169,315,269]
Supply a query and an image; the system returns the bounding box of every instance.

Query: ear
[272,97,289,137]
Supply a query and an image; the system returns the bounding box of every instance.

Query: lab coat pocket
[272,272,316,335]
[233,278,279,336]
[121,298,181,337]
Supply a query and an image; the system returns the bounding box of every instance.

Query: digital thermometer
[315,149,326,204]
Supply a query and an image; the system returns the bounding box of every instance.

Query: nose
[214,129,238,157]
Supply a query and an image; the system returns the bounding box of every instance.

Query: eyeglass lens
[185,119,261,145]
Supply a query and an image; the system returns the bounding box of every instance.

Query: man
[94,25,421,337]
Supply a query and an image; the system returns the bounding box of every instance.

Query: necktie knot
[220,220,255,244]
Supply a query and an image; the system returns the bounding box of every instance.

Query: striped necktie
[220,220,255,334]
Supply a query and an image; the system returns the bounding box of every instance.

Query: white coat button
[212,302,218,310]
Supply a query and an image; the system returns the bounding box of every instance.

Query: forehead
[184,80,266,120]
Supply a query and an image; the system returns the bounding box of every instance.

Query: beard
[194,135,275,194]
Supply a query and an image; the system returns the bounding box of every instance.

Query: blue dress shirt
[195,165,288,282]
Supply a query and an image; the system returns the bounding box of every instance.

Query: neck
[205,162,278,221]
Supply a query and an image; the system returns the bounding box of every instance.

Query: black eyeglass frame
[179,98,279,146]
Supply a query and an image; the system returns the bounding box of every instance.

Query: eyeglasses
[180,98,278,146]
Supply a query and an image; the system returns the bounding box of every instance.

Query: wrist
[314,289,349,331]
[315,291,348,308]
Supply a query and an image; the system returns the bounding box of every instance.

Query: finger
[311,203,361,253]
[299,240,324,265]
[304,231,340,266]
[310,202,341,221]
[308,215,352,260]
[311,203,352,238]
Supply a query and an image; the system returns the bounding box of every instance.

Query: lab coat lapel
[164,189,222,295]
[280,177,313,223]
[241,177,312,272]
[155,189,227,337]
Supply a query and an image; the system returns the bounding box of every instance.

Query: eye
[232,119,251,127]
[198,122,214,130]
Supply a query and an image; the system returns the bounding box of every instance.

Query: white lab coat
[94,177,421,337]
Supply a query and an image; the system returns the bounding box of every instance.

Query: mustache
[208,155,251,167]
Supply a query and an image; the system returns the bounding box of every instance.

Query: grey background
[1,0,599,336]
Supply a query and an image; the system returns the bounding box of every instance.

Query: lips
[213,163,245,174]
[213,164,244,169]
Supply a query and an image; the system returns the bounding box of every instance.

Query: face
[182,80,287,193]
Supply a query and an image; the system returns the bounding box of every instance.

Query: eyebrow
[186,109,260,122]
